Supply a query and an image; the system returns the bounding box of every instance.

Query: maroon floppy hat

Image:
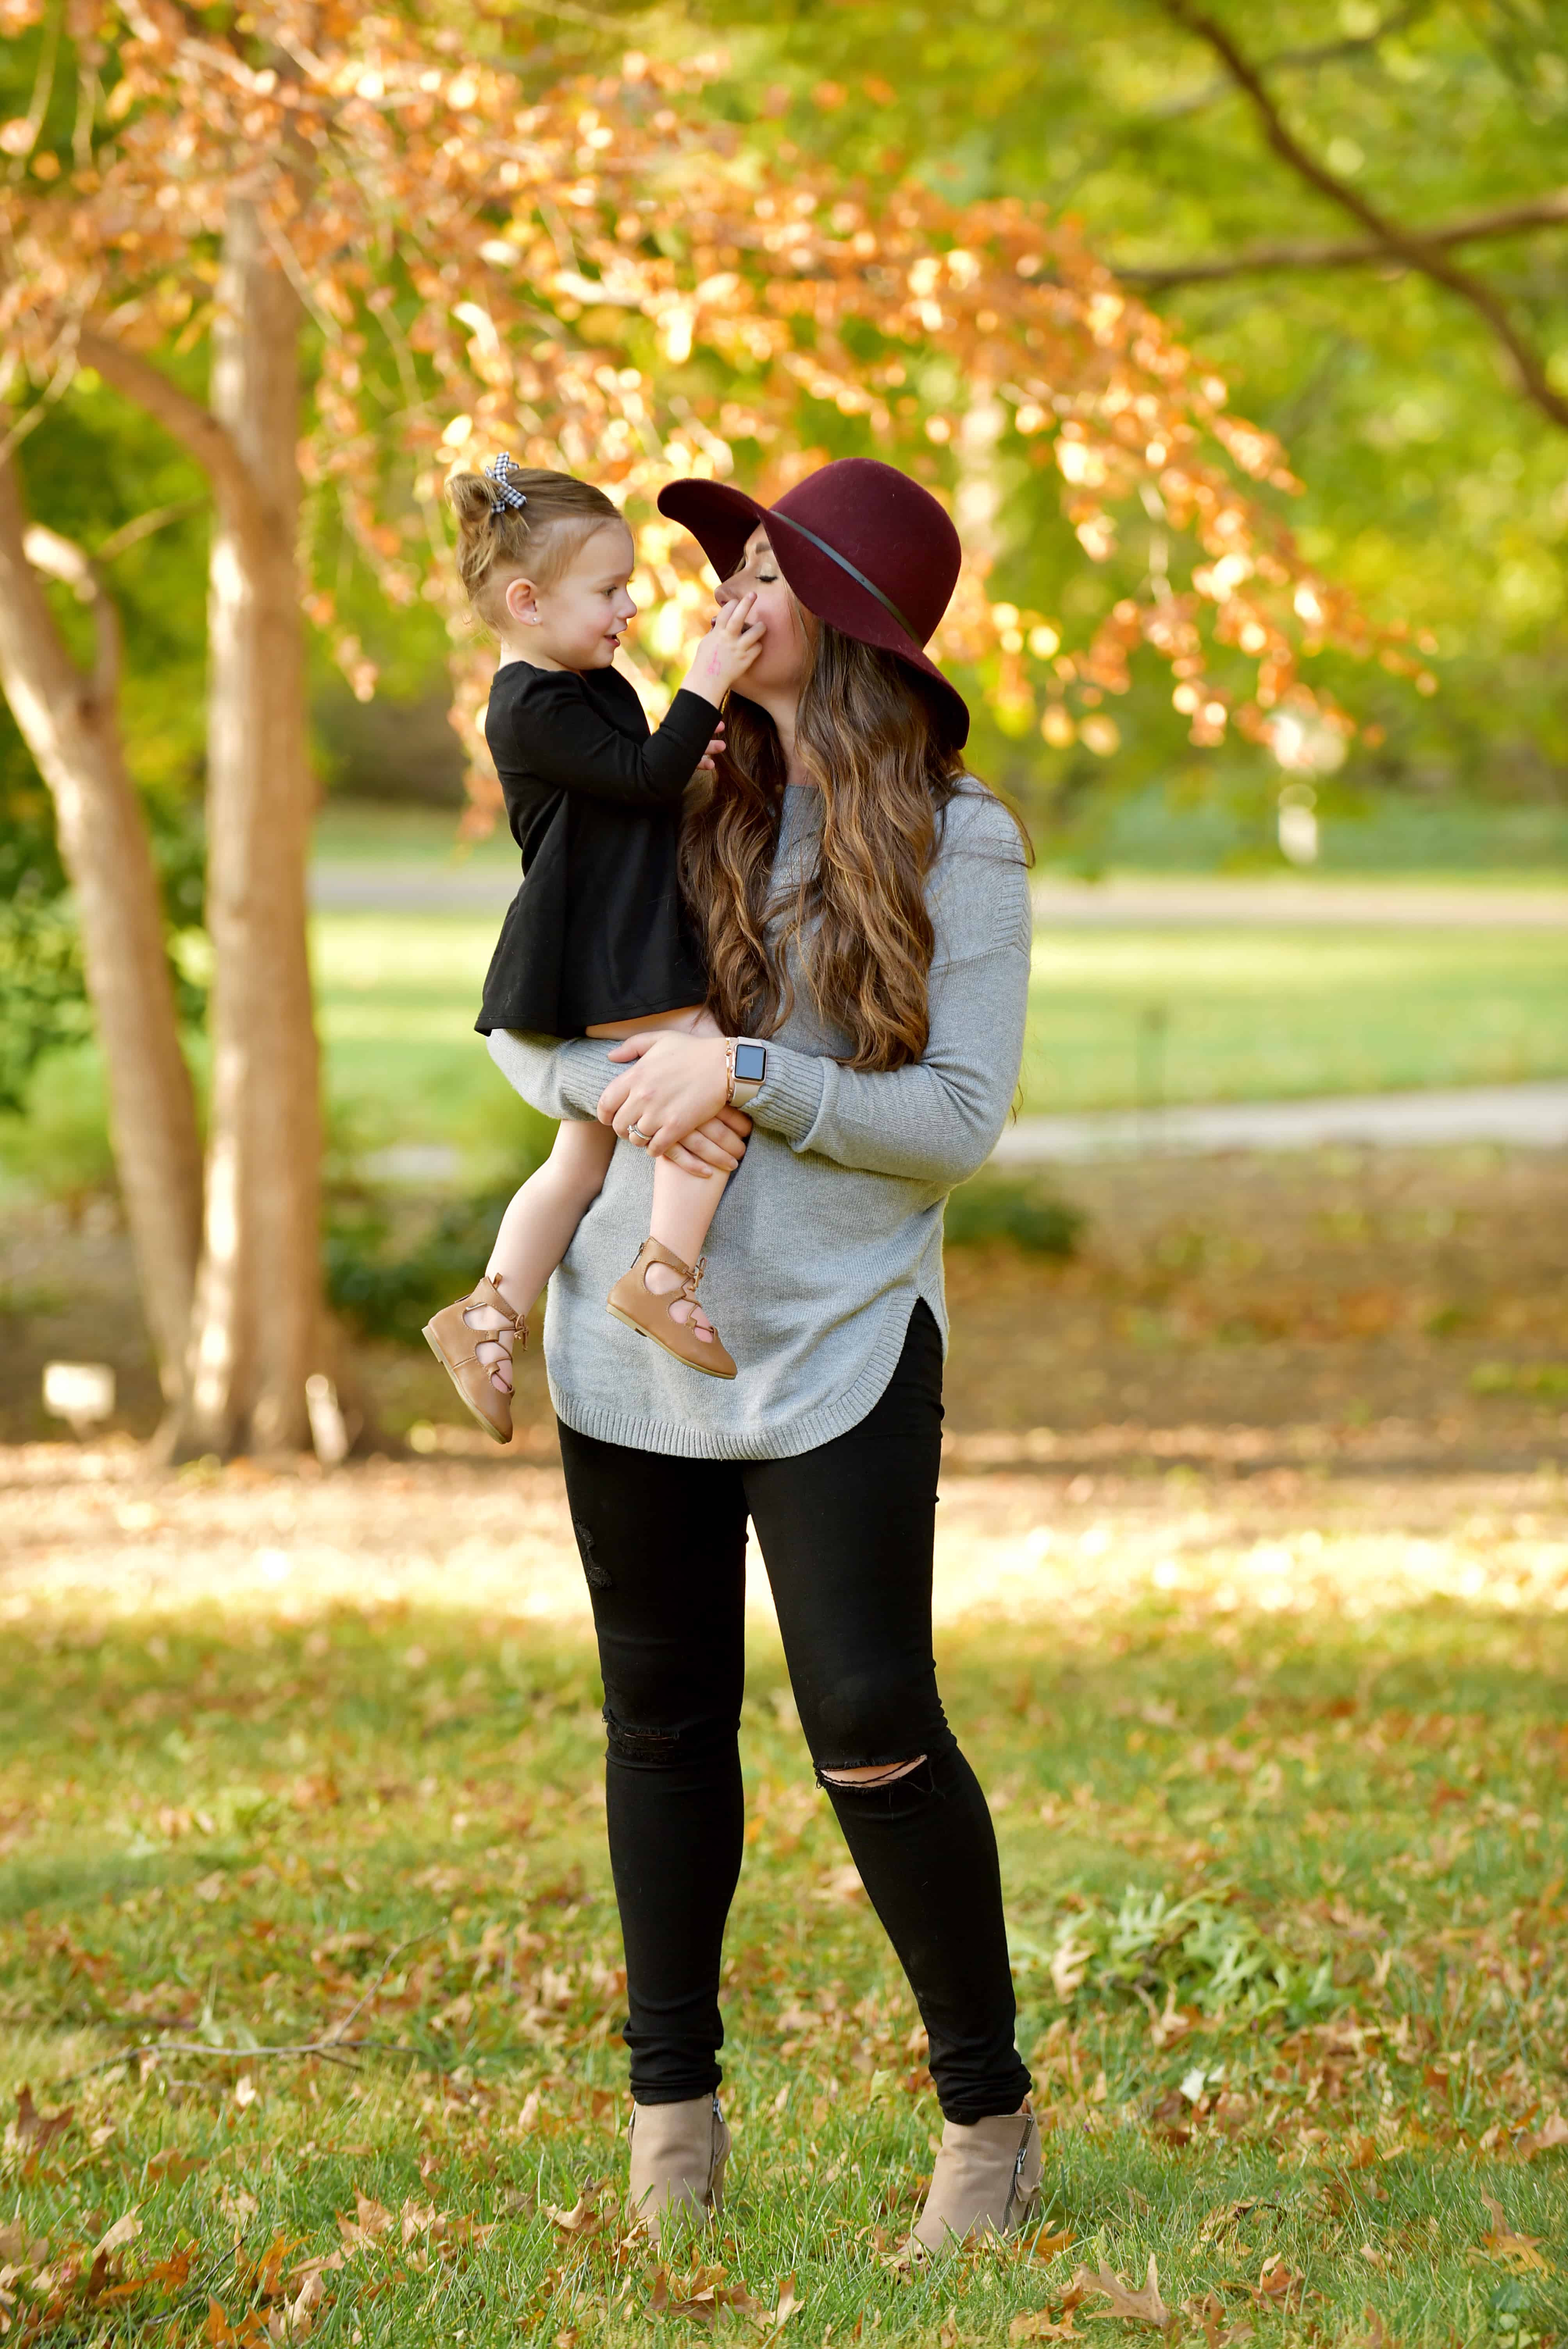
[656,457,969,749]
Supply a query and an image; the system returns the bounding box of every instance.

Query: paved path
[1030,875,1568,929]
[993,1080,1568,1164]
[311,863,1568,926]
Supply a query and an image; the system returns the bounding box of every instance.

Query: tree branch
[1156,0,1568,431]
[76,327,273,545]
[1118,188,1568,290]
[20,519,121,707]
[1151,1,1435,120]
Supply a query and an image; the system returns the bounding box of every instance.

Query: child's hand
[696,722,726,775]
[683,593,763,707]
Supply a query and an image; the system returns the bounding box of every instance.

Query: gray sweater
[487,782,1032,1459]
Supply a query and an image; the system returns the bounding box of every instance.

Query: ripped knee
[603,1708,679,1764]
[818,1754,928,1789]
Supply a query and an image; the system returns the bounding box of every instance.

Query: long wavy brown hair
[681,616,996,1072]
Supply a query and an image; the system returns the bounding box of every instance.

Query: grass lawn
[314,914,1568,1143]
[1019,928,1568,1114]
[1,1454,1566,2345]
[5,913,1566,1202]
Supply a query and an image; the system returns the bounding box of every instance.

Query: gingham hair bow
[484,452,528,517]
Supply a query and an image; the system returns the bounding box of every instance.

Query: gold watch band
[726,1037,764,1109]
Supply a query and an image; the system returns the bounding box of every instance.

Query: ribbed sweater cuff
[747,1043,826,1148]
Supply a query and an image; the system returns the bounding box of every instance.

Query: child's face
[717,528,810,695]
[501,522,637,670]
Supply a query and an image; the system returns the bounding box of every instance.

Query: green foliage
[683,0,1568,827]
[0,766,86,1117]
[325,1188,518,1339]
[943,1170,1084,1254]
[1019,1886,1339,2025]
[0,410,211,1113]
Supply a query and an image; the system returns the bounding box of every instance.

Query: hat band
[777,513,922,645]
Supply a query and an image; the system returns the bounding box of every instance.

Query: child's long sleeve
[495,670,718,805]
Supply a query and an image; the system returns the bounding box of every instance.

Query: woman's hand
[597,1031,739,1166]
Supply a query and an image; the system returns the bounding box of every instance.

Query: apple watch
[726,1038,767,1108]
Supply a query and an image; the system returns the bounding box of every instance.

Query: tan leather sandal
[421,1274,527,1444]
[627,2094,731,2247]
[607,1239,737,1380]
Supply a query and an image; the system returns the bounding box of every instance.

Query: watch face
[734,1042,767,1084]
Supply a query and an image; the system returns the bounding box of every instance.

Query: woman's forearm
[486,1030,617,1124]
[747,938,1031,1187]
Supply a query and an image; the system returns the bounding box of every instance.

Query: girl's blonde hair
[446,463,626,624]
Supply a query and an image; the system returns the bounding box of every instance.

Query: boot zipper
[1004,2123,1031,2226]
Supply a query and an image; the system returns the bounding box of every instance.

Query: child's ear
[504,574,542,627]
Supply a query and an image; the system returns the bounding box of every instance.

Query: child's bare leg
[469,1120,614,1393]
[643,1155,729,1346]
[590,1005,732,1348]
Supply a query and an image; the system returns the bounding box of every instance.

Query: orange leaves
[1,4,1391,781]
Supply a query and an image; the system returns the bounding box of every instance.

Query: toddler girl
[422,457,763,1443]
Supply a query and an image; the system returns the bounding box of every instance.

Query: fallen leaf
[336,2192,395,2251]
[1181,2293,1253,2349]
[289,2248,346,2281]
[764,2274,803,2330]
[1475,2196,1550,2274]
[1518,2114,1568,2160]
[1025,2224,1076,2260]
[234,2075,258,2110]
[219,2187,258,2229]
[1011,2313,1081,2342]
[1247,2257,1307,2310]
[147,2149,208,2182]
[544,2190,599,2236]
[1362,2310,1401,2349]
[280,2267,325,2340]
[0,2219,48,2267]
[1196,2200,1266,2247]
[1073,2255,1176,2330]
[9,2085,73,2154]
[1051,1937,1092,2003]
[95,2210,141,2255]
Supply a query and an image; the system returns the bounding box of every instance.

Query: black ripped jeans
[558,1301,1032,2124]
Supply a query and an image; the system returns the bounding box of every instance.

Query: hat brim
[657,478,970,750]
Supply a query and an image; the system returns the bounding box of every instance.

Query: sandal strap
[469,1273,527,1350]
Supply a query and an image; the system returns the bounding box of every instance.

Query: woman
[487,456,1039,2253]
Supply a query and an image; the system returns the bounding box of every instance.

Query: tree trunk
[170,197,327,1456]
[0,452,203,1395]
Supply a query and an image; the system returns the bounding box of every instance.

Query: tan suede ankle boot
[626,2093,730,2247]
[911,2109,1041,2254]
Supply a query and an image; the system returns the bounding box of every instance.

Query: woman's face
[716,526,811,697]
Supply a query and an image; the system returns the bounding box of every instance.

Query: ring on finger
[628,1123,652,1146]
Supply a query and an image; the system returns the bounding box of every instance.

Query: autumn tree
[1,0,1393,1454]
[684,0,1566,804]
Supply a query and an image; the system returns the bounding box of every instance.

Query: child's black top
[474,660,717,1038]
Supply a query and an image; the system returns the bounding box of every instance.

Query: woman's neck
[743,683,812,789]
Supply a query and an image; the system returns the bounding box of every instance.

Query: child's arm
[512,596,763,806]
